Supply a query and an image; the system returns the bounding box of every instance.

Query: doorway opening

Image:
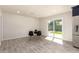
[47,18,63,44]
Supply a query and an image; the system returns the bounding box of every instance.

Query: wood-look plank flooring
[0,36,79,53]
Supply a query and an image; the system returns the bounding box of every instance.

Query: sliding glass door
[48,18,63,40]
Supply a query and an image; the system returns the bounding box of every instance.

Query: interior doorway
[48,18,63,41]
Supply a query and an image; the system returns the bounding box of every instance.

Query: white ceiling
[0,5,73,18]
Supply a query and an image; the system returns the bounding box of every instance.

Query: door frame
[48,17,64,39]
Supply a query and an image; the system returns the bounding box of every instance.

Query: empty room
[0,5,79,53]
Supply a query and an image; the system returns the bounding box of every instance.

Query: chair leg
[37,36,41,39]
[29,36,31,40]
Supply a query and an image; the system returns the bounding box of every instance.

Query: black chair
[29,31,33,36]
[28,31,33,40]
[34,29,38,35]
[37,31,42,36]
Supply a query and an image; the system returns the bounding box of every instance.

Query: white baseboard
[3,36,28,41]
[0,42,1,46]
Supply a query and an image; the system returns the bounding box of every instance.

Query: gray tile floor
[0,36,79,53]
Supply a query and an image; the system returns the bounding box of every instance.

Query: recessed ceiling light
[17,11,20,14]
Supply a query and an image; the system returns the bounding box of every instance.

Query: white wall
[39,12,73,41]
[3,12,39,40]
[0,9,2,45]
[63,12,72,41]
[39,18,50,36]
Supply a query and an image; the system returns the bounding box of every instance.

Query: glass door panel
[48,19,63,40]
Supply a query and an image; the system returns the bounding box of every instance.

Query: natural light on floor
[45,36,63,45]
[45,36,53,41]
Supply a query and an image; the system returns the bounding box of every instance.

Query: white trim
[48,17,63,39]
[0,42,1,46]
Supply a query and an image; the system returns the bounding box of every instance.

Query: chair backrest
[34,29,38,34]
[28,31,33,36]
[37,31,41,36]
